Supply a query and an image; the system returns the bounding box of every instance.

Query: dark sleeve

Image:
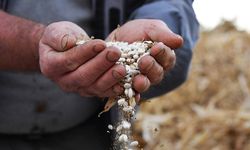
[129,0,199,99]
[0,0,8,10]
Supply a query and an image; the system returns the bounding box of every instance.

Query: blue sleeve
[129,0,199,98]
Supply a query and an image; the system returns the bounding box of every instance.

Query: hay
[133,21,250,150]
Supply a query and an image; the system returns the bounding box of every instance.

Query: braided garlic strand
[77,40,153,150]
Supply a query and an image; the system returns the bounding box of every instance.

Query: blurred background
[133,1,250,150]
[193,0,250,32]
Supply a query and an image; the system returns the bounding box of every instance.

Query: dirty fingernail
[142,77,150,92]
[93,43,106,53]
[106,51,120,62]
[112,70,124,80]
[61,34,69,50]
[155,44,165,57]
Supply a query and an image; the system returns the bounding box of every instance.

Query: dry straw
[133,21,250,150]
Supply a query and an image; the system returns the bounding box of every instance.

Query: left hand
[39,21,125,98]
[106,19,183,94]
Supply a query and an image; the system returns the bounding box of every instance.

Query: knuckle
[169,50,176,61]
[163,51,176,71]
[153,19,166,26]
[94,64,109,74]
[151,67,164,84]
[47,29,60,44]
[163,62,172,71]
[151,76,162,85]
[76,72,91,87]
[169,52,177,68]
[144,19,161,34]
[93,84,107,93]
[63,56,78,71]
[164,46,172,52]
[156,72,164,84]
[44,26,67,49]
[146,22,157,33]
[94,61,116,74]
[54,53,78,72]
[157,65,164,75]
[55,54,65,65]
[146,20,166,33]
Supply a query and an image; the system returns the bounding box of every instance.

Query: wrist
[30,23,46,70]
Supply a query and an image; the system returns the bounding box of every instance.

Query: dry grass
[134,21,250,150]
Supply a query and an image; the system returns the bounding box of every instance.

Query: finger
[150,42,176,72]
[138,55,164,85]
[81,84,124,98]
[133,74,150,93]
[106,22,145,43]
[145,20,183,49]
[91,65,126,92]
[105,28,119,42]
[58,40,106,72]
[40,40,106,77]
[99,84,124,97]
[58,46,121,88]
[41,21,89,51]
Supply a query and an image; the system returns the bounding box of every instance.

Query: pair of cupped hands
[39,19,183,99]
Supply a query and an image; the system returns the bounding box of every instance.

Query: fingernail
[112,70,124,80]
[177,34,183,40]
[93,42,106,53]
[176,35,184,45]
[106,51,120,62]
[61,34,69,50]
[155,44,165,57]
[142,78,150,92]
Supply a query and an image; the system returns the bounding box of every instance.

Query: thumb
[146,21,183,49]
[40,21,89,52]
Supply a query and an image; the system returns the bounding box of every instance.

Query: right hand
[39,21,126,97]
[107,19,182,97]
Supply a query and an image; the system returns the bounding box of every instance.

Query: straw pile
[133,21,250,150]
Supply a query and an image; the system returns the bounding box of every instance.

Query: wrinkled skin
[107,19,183,96]
[39,19,183,98]
[39,21,125,97]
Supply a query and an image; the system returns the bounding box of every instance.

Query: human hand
[106,19,183,93]
[39,21,126,97]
